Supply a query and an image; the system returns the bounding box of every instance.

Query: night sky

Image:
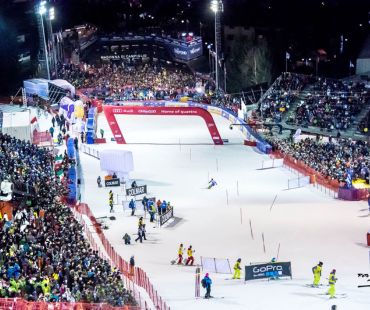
[0,0,369,94]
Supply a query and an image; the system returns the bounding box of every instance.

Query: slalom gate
[287,176,310,190]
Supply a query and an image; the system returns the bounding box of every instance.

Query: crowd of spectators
[0,133,135,306]
[259,72,310,122]
[267,135,370,183]
[289,78,369,131]
[59,62,197,100]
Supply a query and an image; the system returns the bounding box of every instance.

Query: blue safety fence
[86,107,97,144]
[66,137,78,204]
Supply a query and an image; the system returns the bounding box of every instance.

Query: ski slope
[78,112,370,310]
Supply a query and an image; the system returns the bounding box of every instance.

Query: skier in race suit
[312,261,323,287]
[208,178,217,189]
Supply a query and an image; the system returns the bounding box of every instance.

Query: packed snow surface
[77,112,370,310]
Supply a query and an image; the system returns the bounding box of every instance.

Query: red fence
[271,150,369,200]
[0,298,140,310]
[33,130,53,146]
[73,203,170,310]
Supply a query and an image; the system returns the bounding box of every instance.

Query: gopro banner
[245,262,292,281]
[126,185,147,196]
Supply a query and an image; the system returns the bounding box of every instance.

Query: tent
[49,79,76,97]
[1,110,31,141]
[99,149,134,182]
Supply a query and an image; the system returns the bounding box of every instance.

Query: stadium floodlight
[49,7,55,20]
[37,1,50,80]
[211,0,218,12]
[39,2,46,15]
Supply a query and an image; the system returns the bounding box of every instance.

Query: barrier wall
[271,150,369,200]
[73,203,170,310]
[0,298,141,310]
[66,137,78,204]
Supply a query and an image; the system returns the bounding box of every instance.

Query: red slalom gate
[73,203,171,310]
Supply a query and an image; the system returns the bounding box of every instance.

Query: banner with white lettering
[245,262,292,281]
[126,185,147,196]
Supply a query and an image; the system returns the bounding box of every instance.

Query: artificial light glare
[211,0,218,13]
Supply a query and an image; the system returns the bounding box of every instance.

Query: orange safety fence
[270,150,342,194]
[72,203,170,310]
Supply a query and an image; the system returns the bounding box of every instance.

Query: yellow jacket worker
[312,261,323,287]
[233,258,242,279]
[327,269,338,298]
[185,245,194,266]
[177,243,184,264]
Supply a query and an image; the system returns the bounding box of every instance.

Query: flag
[55,154,63,165]
[286,52,290,60]
[56,169,64,177]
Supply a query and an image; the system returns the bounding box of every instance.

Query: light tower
[36,1,50,80]
[210,0,223,92]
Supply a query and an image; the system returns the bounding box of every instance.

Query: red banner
[104,105,223,145]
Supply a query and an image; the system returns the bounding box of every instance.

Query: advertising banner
[104,105,223,145]
[126,185,147,196]
[159,207,174,226]
[245,262,292,281]
[105,178,120,187]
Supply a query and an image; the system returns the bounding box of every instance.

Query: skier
[97,176,102,187]
[129,199,136,216]
[186,245,194,266]
[177,243,184,264]
[208,178,217,189]
[232,258,242,279]
[327,269,338,299]
[201,273,212,299]
[312,261,323,287]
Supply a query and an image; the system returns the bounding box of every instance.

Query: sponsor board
[105,178,120,187]
[245,262,292,281]
[126,185,147,196]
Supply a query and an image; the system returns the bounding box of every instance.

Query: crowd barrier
[271,150,339,198]
[32,130,53,146]
[0,298,141,309]
[271,150,369,200]
[74,203,170,310]
[66,137,78,204]
[81,144,100,159]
